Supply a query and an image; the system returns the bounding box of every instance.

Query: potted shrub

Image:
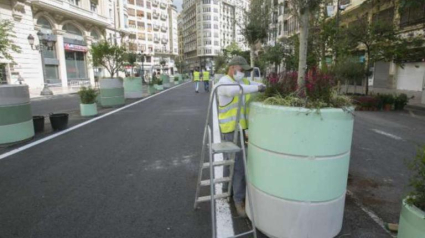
[394,93,410,111]
[123,52,143,99]
[147,76,156,95]
[78,87,99,117]
[153,74,164,91]
[90,41,126,107]
[397,146,425,237]
[49,113,69,131]
[382,94,395,111]
[246,69,354,238]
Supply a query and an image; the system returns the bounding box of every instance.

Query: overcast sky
[174,0,183,12]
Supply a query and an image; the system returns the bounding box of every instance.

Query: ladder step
[200,177,231,186]
[211,141,241,154]
[202,160,234,169]
[197,193,230,202]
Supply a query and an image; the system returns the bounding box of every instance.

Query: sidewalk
[29,86,80,99]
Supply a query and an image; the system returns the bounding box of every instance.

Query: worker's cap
[229,56,252,71]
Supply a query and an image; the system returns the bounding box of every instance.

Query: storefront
[37,17,61,85]
[63,23,89,85]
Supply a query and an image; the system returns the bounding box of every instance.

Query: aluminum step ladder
[193,84,257,238]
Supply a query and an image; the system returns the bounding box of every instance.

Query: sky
[173,0,183,12]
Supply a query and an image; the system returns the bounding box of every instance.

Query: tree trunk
[365,53,370,95]
[297,8,310,93]
[250,44,255,81]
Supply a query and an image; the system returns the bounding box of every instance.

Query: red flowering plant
[257,69,352,109]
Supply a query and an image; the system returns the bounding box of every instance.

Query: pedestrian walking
[193,68,201,93]
[202,68,210,92]
[216,56,266,217]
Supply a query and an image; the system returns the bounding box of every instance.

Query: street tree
[287,0,322,93]
[124,52,137,77]
[214,53,228,74]
[263,43,285,73]
[90,41,127,78]
[0,20,21,62]
[342,16,425,95]
[240,0,272,70]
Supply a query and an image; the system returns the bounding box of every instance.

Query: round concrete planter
[80,103,98,117]
[99,78,125,107]
[148,85,156,95]
[246,102,354,238]
[124,77,143,99]
[0,85,34,144]
[161,75,170,89]
[154,84,164,91]
[398,199,425,238]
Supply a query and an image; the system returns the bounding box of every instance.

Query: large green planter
[161,75,170,89]
[0,85,34,144]
[99,78,125,107]
[148,85,156,95]
[398,199,425,238]
[124,77,143,99]
[154,84,164,91]
[80,103,98,117]
[246,102,354,238]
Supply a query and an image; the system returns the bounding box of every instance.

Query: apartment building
[126,0,178,76]
[181,0,249,71]
[0,0,128,91]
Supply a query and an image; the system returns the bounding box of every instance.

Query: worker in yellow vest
[193,68,201,93]
[202,69,210,92]
[217,56,266,217]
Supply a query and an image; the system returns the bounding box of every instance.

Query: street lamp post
[138,51,146,83]
[28,31,56,96]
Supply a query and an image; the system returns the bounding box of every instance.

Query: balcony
[153,12,159,19]
[152,0,159,7]
[154,37,160,43]
[161,26,167,32]
[31,0,110,26]
[161,14,167,20]
[160,3,167,9]
[161,38,168,44]
[153,24,160,31]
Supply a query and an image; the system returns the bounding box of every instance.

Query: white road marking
[371,129,403,141]
[346,190,395,237]
[212,97,235,238]
[0,82,189,161]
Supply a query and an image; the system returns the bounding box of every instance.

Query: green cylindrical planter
[398,199,425,238]
[124,77,143,99]
[99,78,125,107]
[161,75,170,89]
[154,84,164,91]
[148,85,156,95]
[80,103,98,117]
[0,85,34,144]
[246,102,354,238]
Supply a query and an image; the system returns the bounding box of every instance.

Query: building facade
[181,0,249,71]
[126,0,178,76]
[0,0,128,92]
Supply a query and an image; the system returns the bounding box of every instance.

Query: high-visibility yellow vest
[219,77,251,133]
[202,71,210,81]
[193,71,200,81]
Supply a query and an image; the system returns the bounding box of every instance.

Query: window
[90,1,98,12]
[136,0,144,7]
[147,23,152,32]
[65,51,87,80]
[146,1,151,8]
[128,8,135,16]
[147,13,152,19]
[400,3,425,27]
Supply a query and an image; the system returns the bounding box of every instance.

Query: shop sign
[64,43,88,52]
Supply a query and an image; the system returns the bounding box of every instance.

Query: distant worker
[217,56,266,217]
[193,68,201,93]
[202,68,210,92]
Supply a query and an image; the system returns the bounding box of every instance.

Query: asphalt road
[0,83,219,238]
[2,83,416,237]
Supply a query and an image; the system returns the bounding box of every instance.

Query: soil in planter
[49,113,69,131]
[33,116,45,133]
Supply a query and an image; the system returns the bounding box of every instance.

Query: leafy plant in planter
[78,87,99,116]
[381,94,395,111]
[398,146,425,237]
[90,41,127,107]
[90,41,127,78]
[394,93,411,111]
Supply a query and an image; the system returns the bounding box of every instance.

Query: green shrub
[406,146,425,211]
[78,87,98,104]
